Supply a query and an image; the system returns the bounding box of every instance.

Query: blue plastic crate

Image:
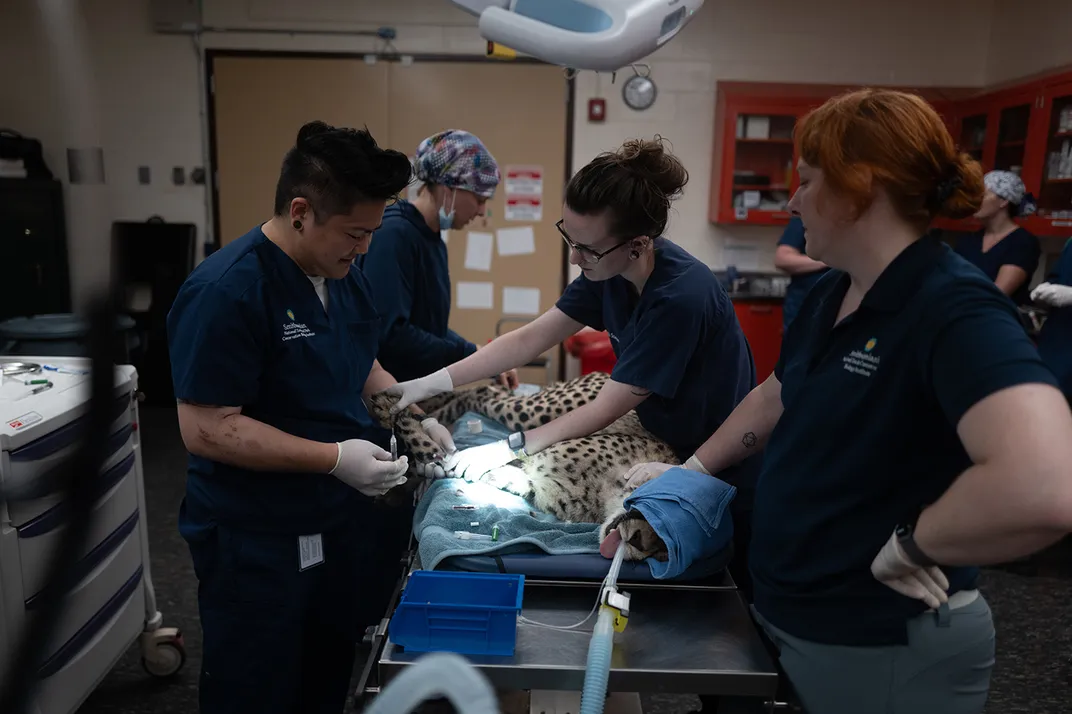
[389,571,525,656]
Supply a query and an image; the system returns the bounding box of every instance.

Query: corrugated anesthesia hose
[363,652,499,714]
[579,539,627,714]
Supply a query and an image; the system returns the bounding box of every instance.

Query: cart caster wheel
[140,629,186,678]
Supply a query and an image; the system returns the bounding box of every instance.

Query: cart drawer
[33,568,144,714]
[6,422,135,528]
[27,511,143,661]
[17,454,140,597]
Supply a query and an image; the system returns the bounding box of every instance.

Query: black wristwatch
[895,521,937,567]
[507,431,528,457]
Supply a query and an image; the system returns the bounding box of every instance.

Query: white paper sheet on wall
[464,231,494,271]
[496,226,536,257]
[722,240,761,271]
[456,281,494,310]
[502,286,541,316]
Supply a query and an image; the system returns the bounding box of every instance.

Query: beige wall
[986,0,1072,86]
[2,0,1068,307]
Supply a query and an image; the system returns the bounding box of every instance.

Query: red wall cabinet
[733,300,783,380]
[710,92,817,226]
[712,73,1072,238]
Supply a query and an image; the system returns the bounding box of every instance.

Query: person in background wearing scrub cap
[954,170,1041,306]
[358,129,518,402]
[1032,238,1072,403]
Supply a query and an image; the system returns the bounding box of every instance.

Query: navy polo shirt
[556,238,757,465]
[777,217,829,329]
[356,201,476,382]
[751,236,1059,646]
[1037,238,1072,401]
[954,227,1041,306]
[168,226,391,536]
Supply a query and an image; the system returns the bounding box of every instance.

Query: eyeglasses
[555,220,631,264]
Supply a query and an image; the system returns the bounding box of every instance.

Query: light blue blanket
[623,466,737,580]
[412,478,602,571]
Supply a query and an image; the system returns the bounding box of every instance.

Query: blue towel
[623,467,737,580]
[412,479,602,571]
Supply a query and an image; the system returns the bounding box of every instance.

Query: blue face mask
[438,189,457,230]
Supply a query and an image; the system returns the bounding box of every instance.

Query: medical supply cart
[0,357,184,714]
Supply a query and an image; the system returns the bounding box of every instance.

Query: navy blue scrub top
[1037,239,1072,401]
[777,217,829,329]
[954,227,1041,306]
[555,237,757,463]
[752,236,1058,647]
[168,226,390,536]
[355,200,476,382]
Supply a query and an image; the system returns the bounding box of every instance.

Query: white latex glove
[870,530,950,610]
[444,440,517,481]
[421,417,456,456]
[623,461,675,488]
[330,439,408,497]
[1031,282,1072,308]
[684,454,711,475]
[381,368,454,414]
[412,418,457,480]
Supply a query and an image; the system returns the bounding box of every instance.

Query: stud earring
[293,219,302,231]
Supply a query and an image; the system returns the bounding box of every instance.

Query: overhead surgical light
[450,0,706,74]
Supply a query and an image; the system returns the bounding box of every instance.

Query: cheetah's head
[600,508,668,562]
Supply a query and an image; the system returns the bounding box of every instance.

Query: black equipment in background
[0,129,53,180]
[111,217,196,405]
[0,177,72,322]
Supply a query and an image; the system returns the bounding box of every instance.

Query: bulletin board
[208,53,572,384]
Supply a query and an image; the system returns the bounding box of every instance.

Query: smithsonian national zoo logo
[843,337,880,377]
[282,308,315,342]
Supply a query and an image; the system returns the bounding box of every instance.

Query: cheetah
[367,372,680,562]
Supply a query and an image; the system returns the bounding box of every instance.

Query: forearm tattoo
[741,432,758,448]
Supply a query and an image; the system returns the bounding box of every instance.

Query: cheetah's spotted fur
[367,372,680,561]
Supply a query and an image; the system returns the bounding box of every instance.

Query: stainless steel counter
[378,579,779,698]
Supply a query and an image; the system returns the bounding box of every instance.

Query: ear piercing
[293,219,303,231]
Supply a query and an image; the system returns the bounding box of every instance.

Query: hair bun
[935,152,984,220]
[614,136,689,199]
[296,121,332,150]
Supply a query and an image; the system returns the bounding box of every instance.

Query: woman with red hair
[675,89,1072,712]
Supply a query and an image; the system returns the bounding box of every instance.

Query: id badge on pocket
[298,533,324,571]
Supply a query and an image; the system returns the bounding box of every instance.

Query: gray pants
[752,592,996,714]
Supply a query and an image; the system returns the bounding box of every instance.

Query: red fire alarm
[588,98,606,123]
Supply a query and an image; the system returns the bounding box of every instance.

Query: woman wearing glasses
[384,138,760,549]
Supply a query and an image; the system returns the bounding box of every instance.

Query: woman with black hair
[954,169,1041,306]
[167,121,454,714]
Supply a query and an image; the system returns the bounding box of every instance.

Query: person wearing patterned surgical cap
[953,169,1041,306]
[357,129,514,388]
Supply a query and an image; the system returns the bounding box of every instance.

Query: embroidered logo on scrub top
[842,337,881,377]
[282,308,316,342]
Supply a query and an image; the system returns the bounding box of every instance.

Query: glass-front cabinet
[711,95,817,226]
[711,77,1072,238]
[1038,82,1072,230]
